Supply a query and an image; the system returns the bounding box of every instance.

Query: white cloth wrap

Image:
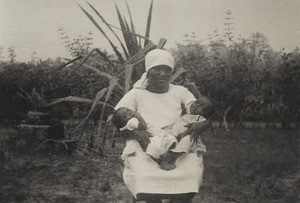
[122,140,204,198]
[145,133,178,159]
[145,123,178,159]
[120,117,140,131]
[133,49,175,89]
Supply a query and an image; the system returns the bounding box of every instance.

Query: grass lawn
[0,127,299,202]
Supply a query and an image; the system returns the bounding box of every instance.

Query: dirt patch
[0,127,299,202]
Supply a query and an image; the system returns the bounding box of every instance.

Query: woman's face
[147,65,173,87]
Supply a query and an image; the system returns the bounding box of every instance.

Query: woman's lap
[122,148,204,198]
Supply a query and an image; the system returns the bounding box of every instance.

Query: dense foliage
[173,33,300,127]
[0,56,114,124]
[1,37,300,127]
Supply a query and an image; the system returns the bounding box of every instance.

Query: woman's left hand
[178,120,212,143]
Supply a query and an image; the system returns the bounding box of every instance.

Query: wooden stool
[132,193,195,203]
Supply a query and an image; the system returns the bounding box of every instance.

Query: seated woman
[114,49,212,203]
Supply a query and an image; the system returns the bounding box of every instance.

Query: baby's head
[112,107,135,129]
[190,97,214,118]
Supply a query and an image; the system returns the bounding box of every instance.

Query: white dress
[115,84,204,197]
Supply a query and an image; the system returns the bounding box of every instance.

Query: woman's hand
[135,130,151,150]
[125,129,150,151]
[178,120,212,143]
[132,112,147,130]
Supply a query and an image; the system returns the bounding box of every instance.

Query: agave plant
[17,87,46,112]
[47,1,184,150]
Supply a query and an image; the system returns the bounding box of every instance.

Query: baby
[112,96,214,170]
[162,96,214,169]
[173,96,214,142]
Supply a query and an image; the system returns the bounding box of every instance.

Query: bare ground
[0,127,299,203]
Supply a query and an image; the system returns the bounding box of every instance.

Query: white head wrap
[133,49,175,89]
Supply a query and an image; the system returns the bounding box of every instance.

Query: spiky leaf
[170,67,187,83]
[83,87,108,121]
[105,77,119,102]
[115,41,157,76]
[144,0,153,46]
[124,64,134,93]
[64,48,116,82]
[116,4,133,56]
[125,1,139,54]
[83,64,113,79]
[94,48,116,68]
[87,2,129,59]
[98,77,119,136]
[123,17,136,56]
[46,96,114,108]
[78,4,125,63]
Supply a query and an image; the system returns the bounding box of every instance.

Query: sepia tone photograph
[0,0,299,202]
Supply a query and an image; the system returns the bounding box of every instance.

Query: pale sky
[0,0,300,62]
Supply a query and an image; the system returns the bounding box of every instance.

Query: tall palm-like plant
[48,1,155,142]
[17,87,46,112]
[79,0,153,59]
[48,1,182,150]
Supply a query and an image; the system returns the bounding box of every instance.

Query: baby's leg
[170,135,193,153]
[146,136,165,159]
[161,134,178,152]
[151,134,178,170]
